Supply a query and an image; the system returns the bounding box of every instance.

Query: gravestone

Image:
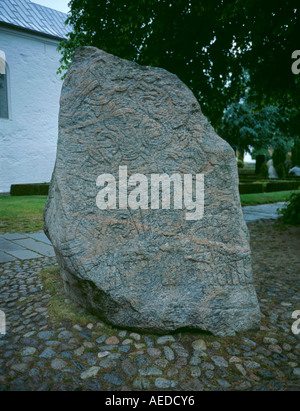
[289,166,300,176]
[44,46,261,337]
[267,159,278,179]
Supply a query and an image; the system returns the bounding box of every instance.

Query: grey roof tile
[0,0,70,39]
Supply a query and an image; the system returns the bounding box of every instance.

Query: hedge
[265,181,300,193]
[10,183,50,196]
[239,181,300,195]
[239,183,264,195]
[238,169,255,174]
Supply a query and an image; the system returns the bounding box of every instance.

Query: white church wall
[0,26,63,192]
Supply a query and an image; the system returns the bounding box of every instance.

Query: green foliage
[259,162,269,178]
[218,101,285,152]
[255,154,266,174]
[275,162,287,179]
[59,1,299,134]
[237,150,244,163]
[10,183,49,196]
[273,144,287,178]
[237,159,244,169]
[265,181,299,192]
[292,137,300,167]
[252,148,271,161]
[239,183,263,195]
[279,192,300,225]
[273,144,287,167]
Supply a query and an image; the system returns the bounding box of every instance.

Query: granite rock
[44,46,261,337]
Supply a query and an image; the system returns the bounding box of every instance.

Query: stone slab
[0,251,16,263]
[0,233,28,241]
[5,249,42,260]
[0,238,28,252]
[13,239,55,257]
[25,232,52,245]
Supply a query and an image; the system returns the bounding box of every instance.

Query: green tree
[279,192,300,225]
[217,101,287,152]
[292,137,300,167]
[59,0,299,135]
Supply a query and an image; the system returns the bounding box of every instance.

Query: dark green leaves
[59,0,299,148]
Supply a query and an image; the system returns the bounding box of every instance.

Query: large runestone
[44,46,261,336]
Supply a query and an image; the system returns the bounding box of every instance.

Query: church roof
[0,0,70,40]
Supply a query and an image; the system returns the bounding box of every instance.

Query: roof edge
[0,21,67,42]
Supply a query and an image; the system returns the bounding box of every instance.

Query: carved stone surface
[44,46,261,337]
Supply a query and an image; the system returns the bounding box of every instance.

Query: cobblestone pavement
[0,220,299,391]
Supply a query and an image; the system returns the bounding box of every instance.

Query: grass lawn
[0,195,47,234]
[240,190,298,206]
[0,190,298,234]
